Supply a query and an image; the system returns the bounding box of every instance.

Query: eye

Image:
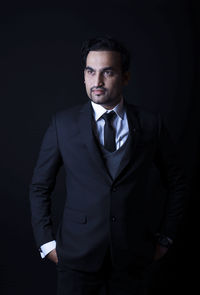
[86,69,94,75]
[104,70,113,76]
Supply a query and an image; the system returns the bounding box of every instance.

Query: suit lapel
[114,101,141,181]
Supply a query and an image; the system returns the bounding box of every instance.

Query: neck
[101,97,123,110]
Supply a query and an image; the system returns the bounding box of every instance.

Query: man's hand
[154,243,169,261]
[47,248,58,264]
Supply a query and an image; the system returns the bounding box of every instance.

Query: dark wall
[0,1,199,294]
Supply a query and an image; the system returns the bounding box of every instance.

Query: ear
[122,71,130,86]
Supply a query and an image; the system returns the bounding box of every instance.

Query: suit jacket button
[112,187,117,192]
[112,216,116,222]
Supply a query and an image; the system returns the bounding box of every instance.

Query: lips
[92,90,105,94]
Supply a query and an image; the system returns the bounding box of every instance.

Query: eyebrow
[85,66,115,72]
[85,66,94,71]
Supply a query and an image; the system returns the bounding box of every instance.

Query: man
[29,36,188,295]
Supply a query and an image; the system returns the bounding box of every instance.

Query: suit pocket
[64,206,87,224]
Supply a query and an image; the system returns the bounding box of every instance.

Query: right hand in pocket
[47,248,58,264]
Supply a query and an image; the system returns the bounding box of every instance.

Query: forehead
[86,51,121,69]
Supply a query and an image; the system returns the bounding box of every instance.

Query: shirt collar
[91,97,125,121]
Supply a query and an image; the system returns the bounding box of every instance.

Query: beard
[89,91,122,108]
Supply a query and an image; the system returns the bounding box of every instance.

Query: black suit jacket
[29,100,188,271]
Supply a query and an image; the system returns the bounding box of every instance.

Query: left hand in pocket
[154,244,169,261]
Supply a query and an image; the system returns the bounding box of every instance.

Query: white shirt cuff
[40,240,56,258]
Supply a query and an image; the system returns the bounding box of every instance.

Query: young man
[29,36,188,294]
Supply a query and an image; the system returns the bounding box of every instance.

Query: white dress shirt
[40,97,129,258]
[91,97,129,148]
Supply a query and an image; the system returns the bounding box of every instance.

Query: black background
[0,1,199,294]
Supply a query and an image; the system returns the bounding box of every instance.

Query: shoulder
[54,103,85,122]
[50,102,89,129]
[126,102,158,118]
[126,102,159,130]
[50,102,88,137]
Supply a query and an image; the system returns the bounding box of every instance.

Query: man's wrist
[155,233,173,248]
[40,240,56,258]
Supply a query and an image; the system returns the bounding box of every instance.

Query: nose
[94,73,104,87]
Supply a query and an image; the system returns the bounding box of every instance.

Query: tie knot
[102,111,116,123]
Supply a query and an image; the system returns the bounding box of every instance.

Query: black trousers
[56,247,153,295]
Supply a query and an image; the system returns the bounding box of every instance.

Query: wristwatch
[156,233,173,248]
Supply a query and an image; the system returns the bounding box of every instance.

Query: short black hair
[81,36,130,73]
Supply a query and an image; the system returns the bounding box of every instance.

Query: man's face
[84,50,129,109]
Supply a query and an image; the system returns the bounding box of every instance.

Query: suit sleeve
[29,114,63,249]
[154,113,190,240]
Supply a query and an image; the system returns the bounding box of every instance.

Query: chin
[90,97,106,105]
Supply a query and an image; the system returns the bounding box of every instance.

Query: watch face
[159,237,170,248]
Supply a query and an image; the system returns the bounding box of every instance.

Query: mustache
[91,87,106,92]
